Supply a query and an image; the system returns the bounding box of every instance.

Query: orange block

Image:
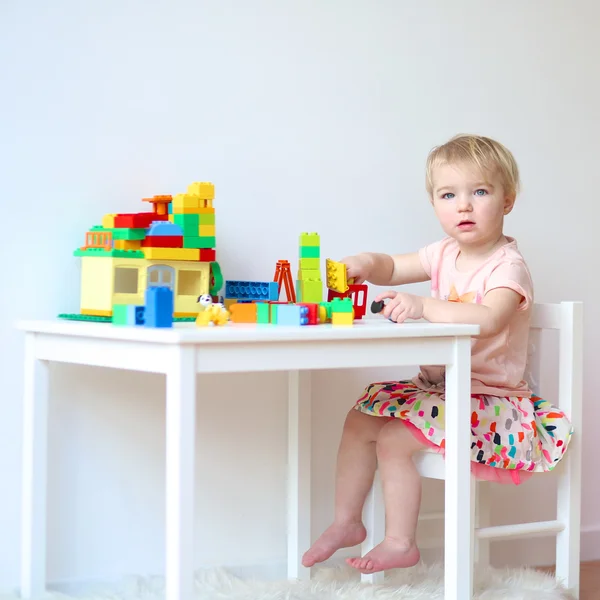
[229,303,257,323]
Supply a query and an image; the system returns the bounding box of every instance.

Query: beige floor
[537,561,600,599]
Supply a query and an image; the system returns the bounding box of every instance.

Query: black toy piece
[371,300,385,314]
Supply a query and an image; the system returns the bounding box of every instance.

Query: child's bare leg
[302,409,388,567]
[347,419,425,573]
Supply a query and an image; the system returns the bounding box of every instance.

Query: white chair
[361,301,583,598]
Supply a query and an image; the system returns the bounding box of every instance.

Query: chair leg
[361,471,385,584]
[475,481,491,568]
[556,454,581,598]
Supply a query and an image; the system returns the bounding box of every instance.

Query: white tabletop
[16,318,480,345]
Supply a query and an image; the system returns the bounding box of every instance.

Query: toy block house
[74,182,222,319]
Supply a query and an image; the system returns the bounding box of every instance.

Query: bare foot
[346,537,420,573]
[302,522,367,567]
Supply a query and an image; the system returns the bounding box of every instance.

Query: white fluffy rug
[1,563,573,600]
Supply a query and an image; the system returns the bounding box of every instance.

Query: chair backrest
[525,302,583,425]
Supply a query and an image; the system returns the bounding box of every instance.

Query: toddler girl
[302,134,573,574]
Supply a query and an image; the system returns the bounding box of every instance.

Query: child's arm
[377,287,523,338]
[348,252,430,286]
[422,288,523,337]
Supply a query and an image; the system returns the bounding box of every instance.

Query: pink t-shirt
[413,236,534,398]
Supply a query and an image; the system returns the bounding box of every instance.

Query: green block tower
[296,232,323,303]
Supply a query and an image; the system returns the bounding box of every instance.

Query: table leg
[444,336,473,600]
[287,371,311,580]
[21,333,49,599]
[165,347,197,600]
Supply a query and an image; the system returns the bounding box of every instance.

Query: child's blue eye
[442,192,455,199]
[474,189,487,196]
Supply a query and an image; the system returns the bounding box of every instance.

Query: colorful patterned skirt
[354,380,573,485]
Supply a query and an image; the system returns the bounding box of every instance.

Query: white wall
[1,0,599,589]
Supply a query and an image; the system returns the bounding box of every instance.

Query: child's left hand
[375,291,424,323]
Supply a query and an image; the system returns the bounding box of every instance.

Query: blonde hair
[425,134,520,198]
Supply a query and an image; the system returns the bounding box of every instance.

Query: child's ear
[503,193,516,215]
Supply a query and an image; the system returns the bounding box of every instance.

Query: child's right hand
[339,254,374,285]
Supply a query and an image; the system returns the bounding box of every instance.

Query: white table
[16,318,479,600]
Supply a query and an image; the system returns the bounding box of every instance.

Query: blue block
[147,221,183,237]
[144,286,173,328]
[277,304,309,326]
[225,280,279,301]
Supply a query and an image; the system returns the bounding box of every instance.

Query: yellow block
[332,312,354,326]
[102,214,117,228]
[199,224,216,236]
[326,258,349,293]
[114,239,142,250]
[172,193,199,210]
[142,248,200,261]
[187,181,215,200]
[168,214,174,223]
[80,257,116,314]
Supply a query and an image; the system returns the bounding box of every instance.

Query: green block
[74,248,145,258]
[173,213,200,236]
[90,225,146,240]
[271,304,279,324]
[300,258,320,269]
[299,246,320,259]
[257,302,270,324]
[299,233,320,246]
[112,305,130,326]
[332,297,353,313]
[299,279,322,303]
[183,236,216,249]
[199,212,216,225]
[57,313,111,322]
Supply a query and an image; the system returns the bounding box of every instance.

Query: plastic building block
[114,213,169,229]
[298,302,319,325]
[198,212,215,225]
[141,235,184,248]
[141,248,200,261]
[300,258,319,270]
[102,214,117,228]
[183,236,216,249]
[199,224,216,237]
[332,311,354,326]
[187,181,215,200]
[225,280,279,301]
[142,195,172,217]
[112,304,145,326]
[299,246,320,259]
[201,249,217,262]
[89,226,147,240]
[229,302,257,323]
[173,213,200,236]
[74,248,145,258]
[296,279,323,304]
[144,286,174,328]
[209,261,223,295]
[326,258,349,293]
[274,260,296,303]
[256,302,270,324]
[299,232,320,246]
[277,304,309,326]
[114,239,142,250]
[328,284,368,319]
[58,313,112,322]
[331,297,354,313]
[147,221,184,237]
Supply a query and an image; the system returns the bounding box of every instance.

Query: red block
[114,213,169,229]
[199,248,216,262]
[298,303,319,325]
[141,235,183,248]
[327,284,368,319]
